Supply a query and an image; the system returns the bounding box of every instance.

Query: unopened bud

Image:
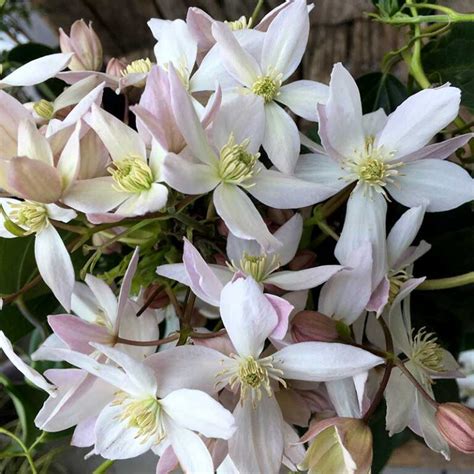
[143,284,170,309]
[217,219,229,237]
[106,57,127,77]
[299,417,372,474]
[59,19,103,71]
[436,403,474,454]
[291,311,339,343]
[289,250,317,271]
[267,208,294,225]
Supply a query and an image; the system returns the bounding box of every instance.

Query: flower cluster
[0,1,473,473]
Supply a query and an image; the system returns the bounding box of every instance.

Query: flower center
[411,328,444,373]
[218,134,259,186]
[114,393,165,444]
[33,100,54,120]
[122,58,153,76]
[225,16,253,30]
[8,202,48,234]
[108,157,154,194]
[251,70,282,103]
[217,354,286,407]
[229,253,280,282]
[388,269,411,303]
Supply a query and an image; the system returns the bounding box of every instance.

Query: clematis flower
[63,104,168,222]
[294,63,474,285]
[207,0,329,173]
[0,53,73,89]
[44,344,236,471]
[162,65,334,251]
[157,215,342,310]
[367,205,431,316]
[146,277,384,473]
[385,297,462,458]
[0,331,57,396]
[0,198,76,310]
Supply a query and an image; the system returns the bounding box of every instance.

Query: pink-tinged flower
[385,297,462,459]
[0,53,73,89]
[436,403,474,454]
[63,104,168,222]
[146,277,384,473]
[41,344,236,471]
[45,248,161,359]
[204,0,329,173]
[1,119,82,203]
[162,65,333,251]
[295,63,474,284]
[0,198,76,310]
[0,331,57,396]
[59,20,103,72]
[157,216,342,312]
[367,205,431,316]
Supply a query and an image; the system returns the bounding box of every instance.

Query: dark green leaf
[423,24,474,110]
[356,72,408,114]
[7,43,56,64]
[0,304,34,342]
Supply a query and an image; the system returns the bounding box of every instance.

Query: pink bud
[291,311,339,342]
[217,219,229,237]
[106,57,127,77]
[288,250,317,271]
[143,284,170,310]
[59,19,103,71]
[267,207,294,225]
[436,403,474,454]
[213,253,227,266]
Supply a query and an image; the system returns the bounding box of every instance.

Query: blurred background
[0,1,473,472]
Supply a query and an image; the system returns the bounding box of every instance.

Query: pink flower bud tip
[436,402,474,454]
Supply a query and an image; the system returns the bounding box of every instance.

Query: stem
[316,220,339,241]
[417,271,474,290]
[116,333,179,347]
[393,358,439,409]
[49,220,87,234]
[136,285,163,317]
[92,460,115,474]
[250,0,265,26]
[363,318,394,422]
[319,185,353,219]
[164,287,183,319]
[375,12,474,25]
[0,428,37,474]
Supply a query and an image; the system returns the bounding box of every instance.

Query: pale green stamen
[109,156,154,194]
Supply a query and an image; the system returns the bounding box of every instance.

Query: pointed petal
[261,0,309,80]
[35,225,74,311]
[366,276,390,316]
[262,102,300,174]
[17,119,53,165]
[265,294,294,340]
[274,342,384,381]
[114,183,168,217]
[272,213,303,265]
[156,263,190,286]
[387,159,474,211]
[278,80,329,121]
[377,86,461,158]
[249,167,338,208]
[85,274,118,325]
[115,247,139,331]
[220,276,278,357]
[226,233,263,264]
[362,108,387,136]
[0,53,72,88]
[265,265,343,291]
[213,184,281,253]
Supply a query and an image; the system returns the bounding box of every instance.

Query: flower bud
[106,57,127,77]
[143,284,170,310]
[436,403,474,454]
[291,311,339,343]
[299,417,372,474]
[267,207,294,225]
[59,20,103,71]
[289,250,317,271]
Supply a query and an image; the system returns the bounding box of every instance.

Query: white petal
[17,119,53,165]
[161,389,235,439]
[335,185,387,288]
[220,276,278,357]
[56,121,81,189]
[0,53,72,88]
[261,0,309,80]
[274,342,384,381]
[377,86,461,158]
[156,263,190,287]
[262,102,300,174]
[265,265,342,291]
[226,233,263,264]
[319,242,373,324]
[229,396,284,474]
[0,331,57,396]
[278,80,329,121]
[387,159,474,212]
[213,184,281,253]
[211,22,260,87]
[162,152,219,194]
[249,167,338,208]
[362,108,388,136]
[272,213,303,265]
[165,422,214,474]
[114,183,168,217]
[387,205,425,268]
[116,247,140,330]
[35,225,74,311]
[84,274,117,325]
[45,203,77,223]
[294,153,348,190]
[318,63,365,161]
[90,104,146,163]
[326,378,361,418]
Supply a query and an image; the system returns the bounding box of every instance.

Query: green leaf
[423,23,474,110]
[356,72,408,114]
